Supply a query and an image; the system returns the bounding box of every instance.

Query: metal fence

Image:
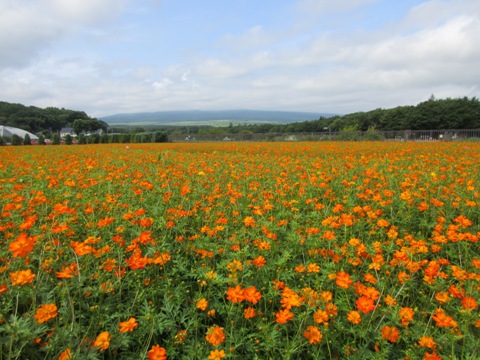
[169,129,480,142]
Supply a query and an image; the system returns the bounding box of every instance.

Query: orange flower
[306,227,320,235]
[153,252,171,266]
[252,256,266,267]
[313,309,329,324]
[320,291,333,302]
[364,273,377,284]
[255,239,271,250]
[360,286,380,301]
[448,284,464,299]
[303,325,322,344]
[137,231,155,245]
[380,325,400,343]
[347,310,362,324]
[112,235,125,246]
[148,345,167,360]
[399,307,415,327]
[280,287,303,309]
[243,216,255,227]
[56,263,78,279]
[418,336,436,349]
[424,260,440,279]
[10,269,36,286]
[325,302,338,316]
[226,259,243,272]
[69,241,94,256]
[384,295,397,306]
[34,303,58,324]
[126,251,149,270]
[243,306,256,319]
[139,217,154,228]
[101,258,117,272]
[472,259,480,269]
[205,325,226,347]
[418,202,429,211]
[355,296,376,314]
[93,331,111,351]
[335,271,353,289]
[424,352,442,360]
[206,270,217,279]
[226,285,244,303]
[294,264,306,273]
[58,348,72,360]
[273,279,285,291]
[376,219,389,228]
[275,309,294,324]
[432,308,457,328]
[19,215,38,231]
[322,230,336,240]
[453,215,472,228]
[196,298,209,311]
[461,296,478,310]
[243,286,262,304]
[8,233,36,258]
[134,208,147,216]
[119,317,138,333]
[97,216,114,228]
[397,271,410,284]
[434,292,450,304]
[208,349,226,360]
[307,263,320,273]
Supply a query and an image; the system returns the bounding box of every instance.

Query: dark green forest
[332,96,479,131]
[220,96,480,135]
[1,96,479,137]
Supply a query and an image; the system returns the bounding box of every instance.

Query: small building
[60,127,75,138]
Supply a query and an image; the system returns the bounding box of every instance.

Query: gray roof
[60,127,74,134]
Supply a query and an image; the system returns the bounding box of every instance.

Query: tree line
[0,101,170,145]
[1,96,479,138]
[163,96,480,136]
[241,96,479,135]
[324,96,480,132]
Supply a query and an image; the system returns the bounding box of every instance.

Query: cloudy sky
[1,0,479,117]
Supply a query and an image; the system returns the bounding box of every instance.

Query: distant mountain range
[100,109,335,126]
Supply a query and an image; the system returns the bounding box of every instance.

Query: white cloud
[181,71,190,82]
[220,25,275,51]
[402,0,480,29]
[297,0,379,15]
[0,0,127,68]
[153,78,173,90]
[49,0,125,24]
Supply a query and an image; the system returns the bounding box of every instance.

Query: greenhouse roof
[0,125,39,140]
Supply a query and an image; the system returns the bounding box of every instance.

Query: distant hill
[100,109,335,126]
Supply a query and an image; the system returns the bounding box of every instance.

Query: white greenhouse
[0,125,39,141]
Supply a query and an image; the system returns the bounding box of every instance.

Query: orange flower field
[0,141,479,359]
